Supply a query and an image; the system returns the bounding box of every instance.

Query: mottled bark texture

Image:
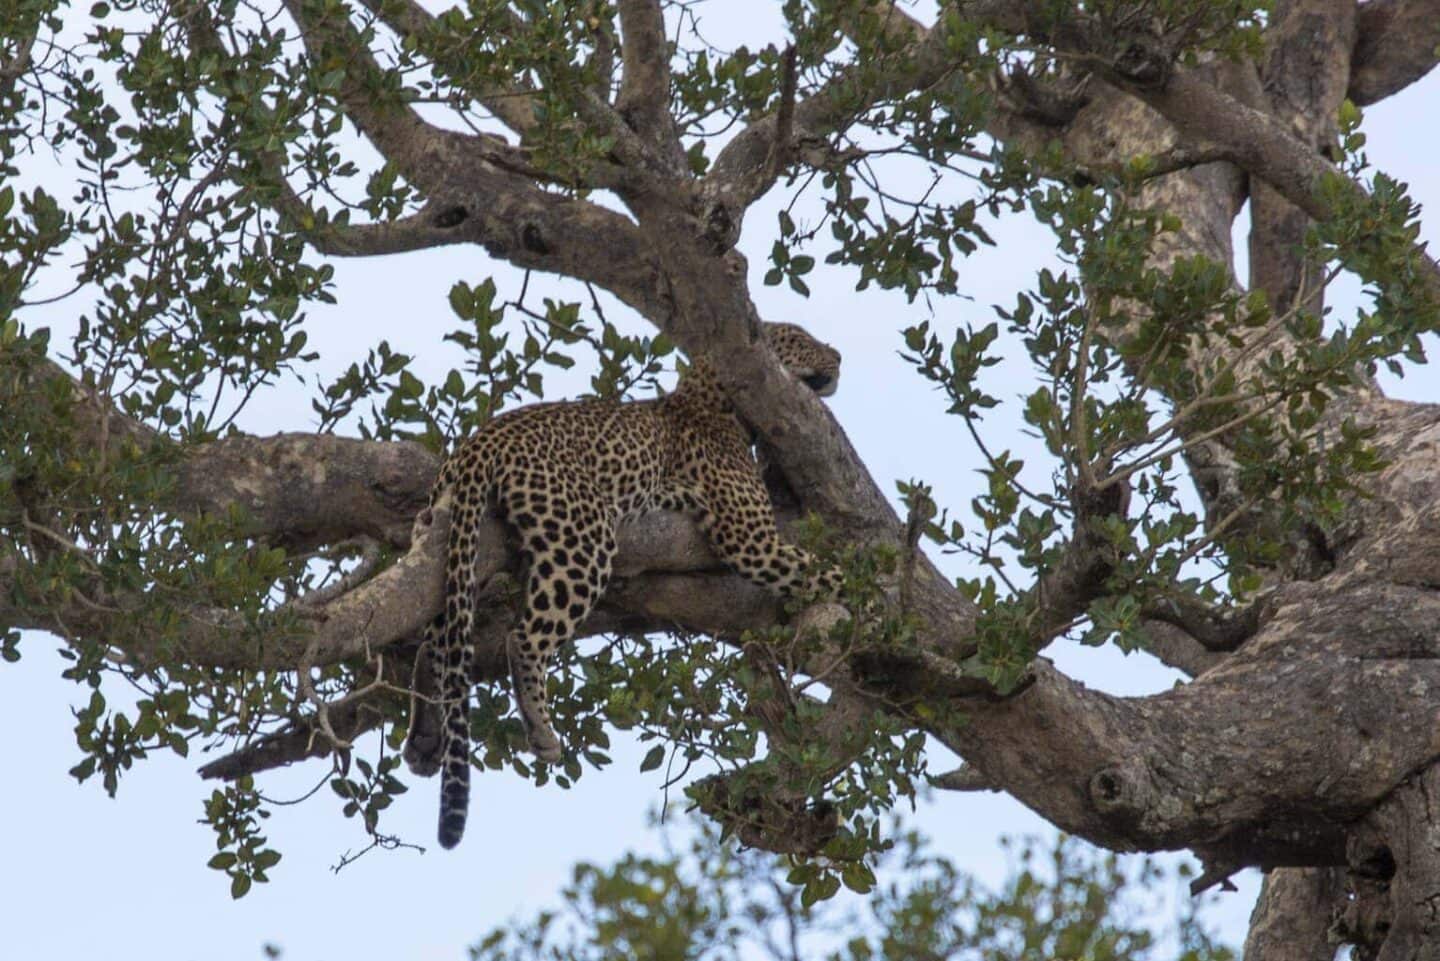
[1245,867,1348,961]
[9,0,1440,954]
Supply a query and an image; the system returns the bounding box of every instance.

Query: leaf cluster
[471,814,1236,961]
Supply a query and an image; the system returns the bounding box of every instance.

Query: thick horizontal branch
[171,432,437,550]
[1,387,789,671]
[289,201,487,258]
[931,573,1440,865]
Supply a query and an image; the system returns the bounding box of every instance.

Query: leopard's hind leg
[401,616,445,778]
[501,473,614,763]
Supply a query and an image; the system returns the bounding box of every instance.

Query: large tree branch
[17,0,1440,897]
[276,0,492,195]
[200,1,670,292]
[277,199,487,258]
[352,0,539,136]
[1244,867,1346,961]
[184,0,660,278]
[700,12,958,241]
[1249,0,1354,319]
[987,0,1440,301]
[893,0,1440,307]
[615,0,684,172]
[931,568,1440,865]
[1350,0,1440,105]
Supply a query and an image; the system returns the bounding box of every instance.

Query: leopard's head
[762,322,841,397]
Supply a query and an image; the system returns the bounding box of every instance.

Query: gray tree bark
[7,0,1440,954]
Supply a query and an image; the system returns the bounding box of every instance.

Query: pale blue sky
[3,4,1439,957]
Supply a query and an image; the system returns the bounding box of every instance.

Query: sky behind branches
[3,3,1438,957]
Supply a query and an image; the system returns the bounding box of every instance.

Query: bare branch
[930,764,998,792]
[196,658,404,780]
[1141,594,1266,652]
[1139,620,1228,677]
[763,45,799,184]
[1075,142,1234,183]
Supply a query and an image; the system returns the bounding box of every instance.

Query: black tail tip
[438,814,466,850]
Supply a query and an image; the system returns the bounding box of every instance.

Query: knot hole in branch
[432,205,468,229]
[703,202,737,254]
[1088,764,1150,823]
[521,223,551,255]
[1348,832,1397,882]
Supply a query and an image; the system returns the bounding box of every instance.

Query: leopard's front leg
[688,462,840,599]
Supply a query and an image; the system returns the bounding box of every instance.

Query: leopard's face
[762,322,841,397]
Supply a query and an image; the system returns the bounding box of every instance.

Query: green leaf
[448,282,472,318]
[639,744,665,772]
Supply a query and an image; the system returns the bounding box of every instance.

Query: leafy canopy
[0,0,1433,898]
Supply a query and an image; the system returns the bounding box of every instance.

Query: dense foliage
[470,818,1235,961]
[2,5,1436,949]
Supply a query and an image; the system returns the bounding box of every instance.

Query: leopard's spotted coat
[404,323,841,848]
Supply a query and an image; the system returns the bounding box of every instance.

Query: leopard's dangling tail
[403,613,474,849]
[394,462,493,850]
[436,669,472,849]
[433,474,484,850]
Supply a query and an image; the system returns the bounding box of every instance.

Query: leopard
[403,322,842,849]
